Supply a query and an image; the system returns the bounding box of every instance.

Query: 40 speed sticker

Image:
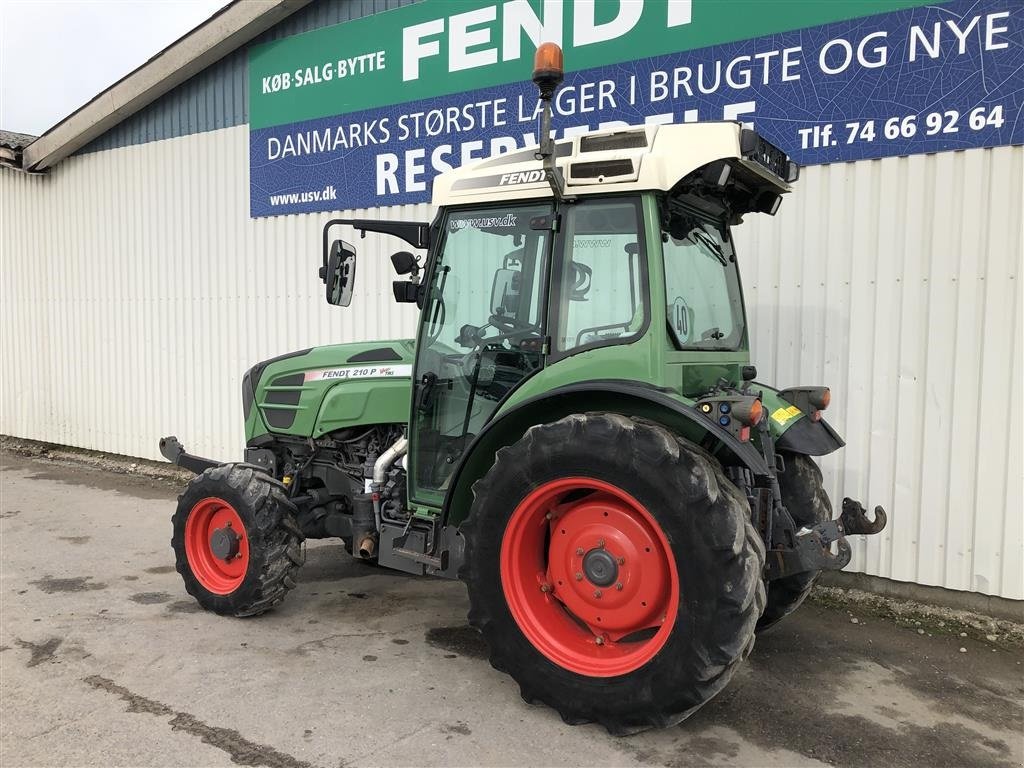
[304,364,413,382]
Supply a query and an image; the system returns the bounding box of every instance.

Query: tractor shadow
[297,542,417,584]
[630,603,1022,768]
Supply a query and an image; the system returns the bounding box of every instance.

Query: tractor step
[393,547,443,568]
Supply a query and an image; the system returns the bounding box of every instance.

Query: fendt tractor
[160,44,887,733]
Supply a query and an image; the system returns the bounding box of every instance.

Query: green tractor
[160,44,886,732]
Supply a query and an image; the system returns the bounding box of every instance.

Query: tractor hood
[244,340,414,440]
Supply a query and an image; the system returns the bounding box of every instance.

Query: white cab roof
[431,122,792,208]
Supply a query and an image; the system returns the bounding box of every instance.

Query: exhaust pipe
[351,492,376,560]
[357,534,377,559]
[371,436,408,532]
[373,436,408,485]
[352,436,408,560]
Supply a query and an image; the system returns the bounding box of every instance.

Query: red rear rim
[500,477,679,677]
[184,497,249,594]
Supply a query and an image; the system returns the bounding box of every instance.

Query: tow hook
[766,496,888,581]
[840,497,887,535]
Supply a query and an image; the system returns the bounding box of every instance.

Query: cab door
[408,203,555,508]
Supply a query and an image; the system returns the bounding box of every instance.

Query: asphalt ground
[1,451,1022,768]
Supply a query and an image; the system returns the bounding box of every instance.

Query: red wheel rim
[500,477,679,677]
[184,497,249,594]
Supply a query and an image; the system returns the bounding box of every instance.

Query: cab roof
[431,122,794,208]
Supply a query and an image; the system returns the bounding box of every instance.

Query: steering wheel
[456,313,539,386]
[488,311,537,337]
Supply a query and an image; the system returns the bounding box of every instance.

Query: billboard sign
[248,0,1023,216]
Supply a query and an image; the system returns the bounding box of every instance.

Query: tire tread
[461,412,765,733]
[172,464,304,617]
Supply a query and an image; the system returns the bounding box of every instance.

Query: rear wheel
[756,452,832,632]
[172,464,304,617]
[462,413,765,734]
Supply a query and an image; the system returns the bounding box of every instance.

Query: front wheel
[461,413,765,734]
[172,464,304,617]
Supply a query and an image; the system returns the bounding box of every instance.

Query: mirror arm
[322,218,430,270]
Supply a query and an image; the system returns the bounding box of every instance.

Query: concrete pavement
[1,451,1021,768]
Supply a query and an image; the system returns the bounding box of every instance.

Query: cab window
[663,214,745,350]
[554,198,648,355]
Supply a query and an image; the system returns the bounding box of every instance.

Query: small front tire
[172,464,304,617]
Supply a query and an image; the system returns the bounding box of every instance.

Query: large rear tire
[461,413,765,734]
[756,452,832,632]
[172,464,304,617]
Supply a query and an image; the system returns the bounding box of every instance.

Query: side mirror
[392,280,423,305]
[390,251,418,276]
[323,239,356,306]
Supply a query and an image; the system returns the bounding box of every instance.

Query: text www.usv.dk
[269,184,338,206]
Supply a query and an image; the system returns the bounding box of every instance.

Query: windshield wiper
[686,228,729,266]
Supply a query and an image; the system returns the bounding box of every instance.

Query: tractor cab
[321,116,798,507]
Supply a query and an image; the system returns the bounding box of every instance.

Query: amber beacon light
[533,42,564,100]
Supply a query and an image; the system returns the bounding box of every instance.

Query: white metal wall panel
[1,127,1020,598]
[1,125,424,465]
[737,147,1023,601]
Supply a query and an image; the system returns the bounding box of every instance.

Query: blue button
[719,402,731,414]
[718,415,731,426]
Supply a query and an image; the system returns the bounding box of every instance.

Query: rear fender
[756,382,845,457]
[442,381,770,527]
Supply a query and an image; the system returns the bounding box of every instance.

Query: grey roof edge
[21,0,312,172]
[0,130,37,170]
[0,130,38,150]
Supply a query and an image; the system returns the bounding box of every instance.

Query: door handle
[416,372,438,413]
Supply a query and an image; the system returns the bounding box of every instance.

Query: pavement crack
[15,637,61,667]
[83,675,316,768]
[83,676,173,716]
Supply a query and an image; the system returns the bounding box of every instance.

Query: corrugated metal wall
[2,127,1020,599]
[1,126,423,464]
[738,148,1023,601]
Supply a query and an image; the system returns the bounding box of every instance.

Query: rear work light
[778,386,830,421]
[695,396,763,442]
[739,128,799,184]
[733,398,763,426]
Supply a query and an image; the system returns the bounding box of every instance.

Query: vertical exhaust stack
[532,42,568,201]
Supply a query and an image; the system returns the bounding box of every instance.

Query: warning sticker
[304,364,412,382]
[771,405,803,425]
